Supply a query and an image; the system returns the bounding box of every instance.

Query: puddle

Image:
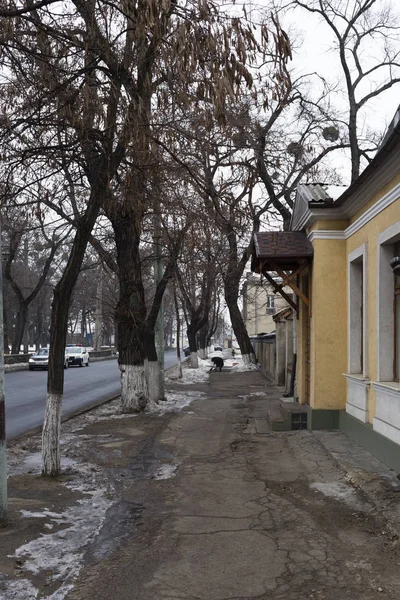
[85,501,144,562]
[129,438,174,480]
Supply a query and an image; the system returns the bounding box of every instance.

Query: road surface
[6,350,181,440]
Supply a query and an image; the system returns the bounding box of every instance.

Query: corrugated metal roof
[298,183,347,205]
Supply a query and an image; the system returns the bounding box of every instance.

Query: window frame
[348,244,367,376]
[377,221,400,383]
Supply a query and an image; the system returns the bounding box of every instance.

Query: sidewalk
[2,366,400,599]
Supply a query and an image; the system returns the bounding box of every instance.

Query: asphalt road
[6,350,182,440]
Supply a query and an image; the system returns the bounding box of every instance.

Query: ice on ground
[0,577,39,599]
[230,358,258,372]
[19,509,67,521]
[9,452,76,477]
[153,463,179,480]
[149,390,205,415]
[166,357,210,384]
[310,481,371,511]
[2,458,113,600]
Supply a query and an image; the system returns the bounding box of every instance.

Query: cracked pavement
[65,371,400,600]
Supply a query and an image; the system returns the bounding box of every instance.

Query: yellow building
[241,272,292,335]
[252,107,400,470]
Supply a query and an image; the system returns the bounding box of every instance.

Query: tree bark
[93,268,103,351]
[224,275,255,365]
[11,301,28,354]
[198,326,208,359]
[112,214,147,413]
[42,188,102,476]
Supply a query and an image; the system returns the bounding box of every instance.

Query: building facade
[252,106,400,470]
[242,272,292,336]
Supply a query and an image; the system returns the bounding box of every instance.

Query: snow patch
[229,358,258,372]
[310,481,370,511]
[9,452,76,477]
[149,390,205,414]
[2,459,113,600]
[153,463,179,480]
[0,577,39,599]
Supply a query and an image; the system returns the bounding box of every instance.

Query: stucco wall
[243,279,292,336]
[305,239,347,410]
[346,197,400,425]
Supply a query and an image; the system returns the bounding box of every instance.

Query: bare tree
[288,0,400,182]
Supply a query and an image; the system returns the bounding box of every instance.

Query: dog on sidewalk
[210,356,224,372]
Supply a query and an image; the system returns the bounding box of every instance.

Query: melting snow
[153,463,179,480]
[310,481,370,511]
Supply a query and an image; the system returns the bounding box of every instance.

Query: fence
[251,333,276,382]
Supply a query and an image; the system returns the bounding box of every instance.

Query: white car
[65,346,90,367]
[29,348,69,371]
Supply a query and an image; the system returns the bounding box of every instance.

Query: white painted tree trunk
[242,353,255,366]
[120,364,147,412]
[177,356,183,379]
[146,360,162,405]
[42,392,62,476]
[190,352,199,368]
[198,348,207,359]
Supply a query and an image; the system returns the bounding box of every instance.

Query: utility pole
[0,223,7,526]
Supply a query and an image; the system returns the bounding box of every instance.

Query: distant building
[241,272,292,336]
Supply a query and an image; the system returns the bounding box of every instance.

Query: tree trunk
[224,277,255,365]
[93,268,103,351]
[143,326,161,406]
[3,306,9,355]
[112,215,147,413]
[174,289,183,379]
[42,189,102,477]
[11,302,28,355]
[187,325,199,368]
[198,326,208,359]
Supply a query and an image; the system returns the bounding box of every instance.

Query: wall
[242,275,292,336]
[296,243,347,410]
[345,196,400,438]
[251,336,276,382]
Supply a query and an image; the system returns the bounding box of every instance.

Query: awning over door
[251,232,313,313]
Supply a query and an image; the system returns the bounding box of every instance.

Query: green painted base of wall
[339,411,400,473]
[307,408,340,430]
[271,414,292,432]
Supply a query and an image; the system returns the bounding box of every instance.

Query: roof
[273,307,293,322]
[251,231,313,272]
[298,184,345,205]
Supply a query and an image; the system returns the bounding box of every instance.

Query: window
[348,245,366,375]
[394,242,400,381]
[377,222,400,382]
[266,295,275,314]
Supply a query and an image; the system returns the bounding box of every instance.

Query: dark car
[183,346,191,357]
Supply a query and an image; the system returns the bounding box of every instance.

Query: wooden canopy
[251,232,313,314]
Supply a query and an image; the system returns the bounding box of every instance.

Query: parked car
[29,348,69,371]
[183,346,191,357]
[65,346,90,367]
[213,346,223,352]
